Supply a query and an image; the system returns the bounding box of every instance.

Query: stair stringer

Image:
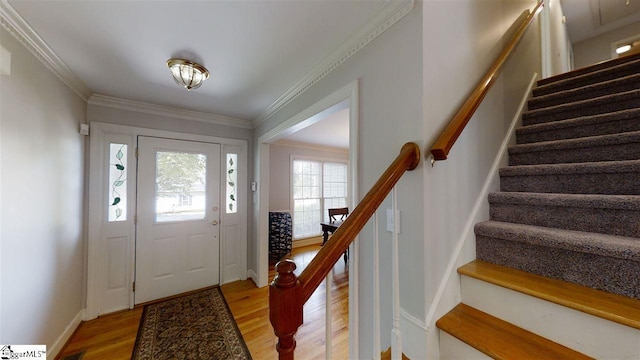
[426,73,538,359]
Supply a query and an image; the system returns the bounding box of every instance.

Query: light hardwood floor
[57,245,348,360]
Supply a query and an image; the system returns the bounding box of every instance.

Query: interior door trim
[86,122,247,320]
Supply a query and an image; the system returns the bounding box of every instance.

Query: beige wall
[549,0,572,74]
[255,2,424,357]
[573,22,640,69]
[1,27,87,347]
[255,1,542,357]
[422,0,541,357]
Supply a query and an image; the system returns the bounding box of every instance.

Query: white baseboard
[247,269,260,286]
[293,236,323,248]
[400,308,429,359]
[48,309,84,360]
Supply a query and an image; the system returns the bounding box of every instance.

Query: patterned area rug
[131,287,252,360]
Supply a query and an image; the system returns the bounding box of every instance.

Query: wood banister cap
[402,142,421,170]
[273,259,298,288]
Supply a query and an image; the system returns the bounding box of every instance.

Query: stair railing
[429,0,544,163]
[269,142,421,360]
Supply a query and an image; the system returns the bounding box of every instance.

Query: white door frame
[540,0,552,78]
[255,80,359,359]
[86,122,247,320]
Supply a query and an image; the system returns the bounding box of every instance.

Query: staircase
[437,53,640,359]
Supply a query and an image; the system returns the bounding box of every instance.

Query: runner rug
[131,287,252,360]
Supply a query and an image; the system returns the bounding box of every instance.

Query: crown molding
[89,94,252,129]
[0,0,92,101]
[252,0,414,127]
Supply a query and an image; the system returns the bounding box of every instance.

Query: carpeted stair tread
[458,260,640,330]
[499,160,640,195]
[500,160,640,177]
[510,130,640,153]
[436,303,593,360]
[537,52,640,87]
[476,222,640,299]
[474,54,640,306]
[529,73,640,111]
[488,191,640,210]
[534,56,640,96]
[508,130,640,165]
[475,221,640,262]
[488,192,640,237]
[522,89,640,125]
[516,108,640,143]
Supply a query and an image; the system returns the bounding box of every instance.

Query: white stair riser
[439,332,492,360]
[461,275,640,360]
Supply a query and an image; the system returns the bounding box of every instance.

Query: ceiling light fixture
[166,58,210,91]
[616,44,632,54]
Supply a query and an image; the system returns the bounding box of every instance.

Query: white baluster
[326,270,333,360]
[373,212,381,360]
[391,187,402,360]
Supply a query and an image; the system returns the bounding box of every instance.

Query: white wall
[1,27,86,348]
[268,142,348,212]
[549,0,572,74]
[254,2,424,357]
[572,22,640,69]
[422,0,541,358]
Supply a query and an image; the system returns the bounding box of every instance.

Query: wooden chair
[328,207,349,264]
[328,207,349,223]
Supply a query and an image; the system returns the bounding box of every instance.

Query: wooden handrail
[430,1,544,162]
[269,142,421,360]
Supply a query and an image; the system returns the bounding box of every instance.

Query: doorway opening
[255,80,359,358]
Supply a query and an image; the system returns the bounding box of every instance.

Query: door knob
[212,220,219,225]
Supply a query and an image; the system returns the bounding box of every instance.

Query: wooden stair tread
[459,260,640,330]
[436,304,593,360]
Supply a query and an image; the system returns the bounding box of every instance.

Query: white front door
[135,136,221,304]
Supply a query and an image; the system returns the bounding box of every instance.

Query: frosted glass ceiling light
[616,45,632,55]
[166,58,210,91]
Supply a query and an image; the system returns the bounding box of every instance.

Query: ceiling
[4,0,389,123]
[561,0,640,44]
[15,1,634,151]
[273,107,350,150]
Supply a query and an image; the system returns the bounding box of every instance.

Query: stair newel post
[270,259,303,360]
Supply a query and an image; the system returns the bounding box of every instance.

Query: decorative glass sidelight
[108,143,127,222]
[226,153,238,214]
